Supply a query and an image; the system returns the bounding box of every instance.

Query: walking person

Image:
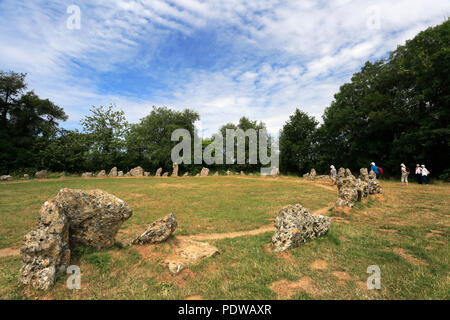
[415,164,422,184]
[370,162,380,179]
[330,165,337,185]
[421,165,430,185]
[401,164,409,185]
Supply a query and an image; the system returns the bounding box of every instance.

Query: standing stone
[117,171,124,177]
[226,170,232,176]
[335,169,359,208]
[96,170,106,177]
[1,175,12,181]
[23,174,30,180]
[81,172,93,178]
[35,170,47,179]
[272,204,330,252]
[130,166,144,177]
[162,172,169,178]
[172,163,179,177]
[183,172,189,177]
[213,171,219,176]
[240,171,246,176]
[18,189,132,290]
[144,172,150,177]
[124,172,131,177]
[155,168,162,177]
[303,173,310,179]
[132,214,177,245]
[309,169,317,180]
[368,170,383,194]
[270,167,280,177]
[108,167,118,177]
[195,173,200,177]
[200,168,209,177]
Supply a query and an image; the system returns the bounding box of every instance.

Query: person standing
[330,165,337,185]
[415,164,422,184]
[401,164,409,185]
[421,165,430,185]
[370,162,380,179]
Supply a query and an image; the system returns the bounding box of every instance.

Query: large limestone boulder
[96,170,106,177]
[19,200,70,290]
[226,170,232,176]
[144,172,150,177]
[1,175,12,181]
[335,169,359,207]
[124,172,131,177]
[132,214,178,245]
[200,168,209,177]
[172,163,179,177]
[130,166,144,177]
[271,204,330,252]
[108,167,118,177]
[19,188,132,290]
[81,172,93,178]
[118,171,124,177]
[35,170,47,179]
[155,168,162,177]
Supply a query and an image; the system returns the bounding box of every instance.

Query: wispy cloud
[0,0,449,135]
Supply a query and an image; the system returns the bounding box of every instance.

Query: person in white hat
[370,162,380,178]
[421,165,430,185]
[401,164,409,185]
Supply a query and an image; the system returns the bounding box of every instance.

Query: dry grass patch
[270,277,320,299]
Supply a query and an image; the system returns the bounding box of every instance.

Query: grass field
[0,176,448,300]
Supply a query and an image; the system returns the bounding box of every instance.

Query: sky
[0,0,449,137]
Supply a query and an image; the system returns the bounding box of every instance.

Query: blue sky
[1,0,449,136]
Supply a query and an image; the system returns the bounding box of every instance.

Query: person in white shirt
[415,164,422,184]
[401,164,409,185]
[421,165,430,185]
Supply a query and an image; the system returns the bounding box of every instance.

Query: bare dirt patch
[332,271,353,281]
[332,217,350,224]
[182,225,275,241]
[393,248,428,266]
[185,295,203,300]
[270,276,319,299]
[310,259,328,270]
[425,230,444,238]
[0,248,19,257]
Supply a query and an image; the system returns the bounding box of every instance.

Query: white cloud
[0,0,449,136]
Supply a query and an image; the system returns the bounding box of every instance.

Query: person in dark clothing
[415,164,422,184]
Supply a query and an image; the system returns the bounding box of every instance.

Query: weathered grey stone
[270,167,280,177]
[335,169,359,207]
[117,171,124,177]
[108,167,118,177]
[130,166,144,177]
[272,204,330,252]
[19,189,132,290]
[195,173,200,177]
[213,171,219,176]
[200,168,209,177]
[96,170,106,177]
[1,175,12,181]
[226,170,232,176]
[155,168,162,177]
[35,170,47,179]
[183,172,189,177]
[172,163,179,177]
[124,172,131,177]
[81,172,93,178]
[240,171,246,176]
[162,172,169,178]
[132,213,177,245]
[368,170,383,194]
[144,172,150,177]
[19,199,70,290]
[24,174,30,180]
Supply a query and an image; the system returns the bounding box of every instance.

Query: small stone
[155,168,162,177]
[132,213,177,245]
[1,175,13,181]
[35,170,47,179]
[200,168,209,177]
[172,163,179,177]
[108,167,118,177]
[130,166,144,177]
[96,170,106,177]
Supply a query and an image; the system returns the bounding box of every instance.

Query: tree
[81,104,129,171]
[279,109,318,175]
[126,106,199,172]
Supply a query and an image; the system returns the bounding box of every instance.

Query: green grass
[0,176,448,300]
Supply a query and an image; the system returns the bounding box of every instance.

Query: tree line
[1,20,448,179]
